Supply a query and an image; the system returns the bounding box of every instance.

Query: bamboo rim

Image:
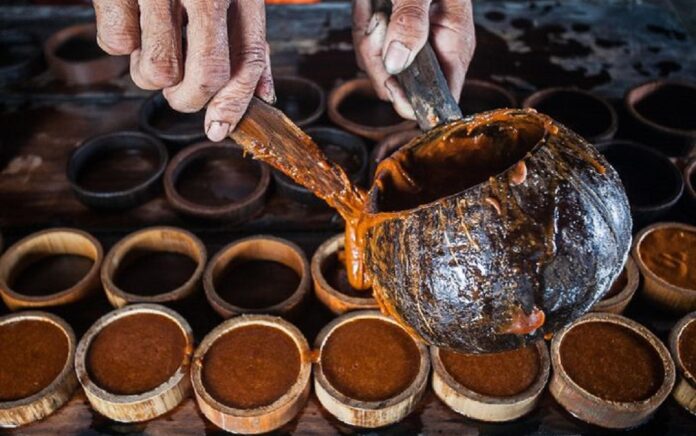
[101,226,206,308]
[191,314,311,434]
[328,77,416,141]
[74,304,193,422]
[592,255,640,314]
[311,234,378,314]
[0,311,78,428]
[0,228,103,310]
[669,311,696,413]
[204,235,310,318]
[632,222,696,312]
[430,340,550,422]
[313,310,430,428]
[550,312,676,428]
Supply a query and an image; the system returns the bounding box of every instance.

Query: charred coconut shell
[362,109,632,353]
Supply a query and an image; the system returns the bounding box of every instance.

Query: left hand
[352,0,476,119]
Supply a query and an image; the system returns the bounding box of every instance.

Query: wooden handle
[371,0,463,130]
[230,98,366,219]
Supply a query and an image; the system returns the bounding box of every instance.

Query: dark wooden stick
[231,98,366,219]
[371,0,463,130]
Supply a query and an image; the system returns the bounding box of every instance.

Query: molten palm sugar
[86,313,187,395]
[321,250,370,298]
[322,318,420,402]
[114,249,197,296]
[10,254,93,296]
[640,228,696,290]
[603,268,628,299]
[560,322,664,402]
[0,320,69,401]
[679,320,696,377]
[440,345,540,397]
[215,260,300,309]
[201,325,300,409]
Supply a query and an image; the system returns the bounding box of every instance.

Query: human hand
[352,0,475,119]
[93,0,274,142]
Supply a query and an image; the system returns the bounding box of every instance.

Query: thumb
[382,0,431,75]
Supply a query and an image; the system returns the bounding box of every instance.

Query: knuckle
[393,3,429,34]
[97,33,136,55]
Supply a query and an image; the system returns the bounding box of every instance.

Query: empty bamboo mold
[67,131,168,210]
[625,80,696,157]
[328,77,416,141]
[273,126,368,205]
[633,222,696,313]
[430,340,550,422]
[459,79,517,116]
[191,314,311,434]
[101,227,206,308]
[311,234,378,314]
[139,92,206,148]
[43,23,128,85]
[597,140,684,225]
[550,313,675,429]
[0,228,103,310]
[164,140,270,221]
[523,87,618,143]
[75,304,193,422]
[669,311,696,414]
[274,76,326,127]
[0,312,77,428]
[314,311,430,428]
[592,255,639,314]
[0,29,43,86]
[204,236,310,318]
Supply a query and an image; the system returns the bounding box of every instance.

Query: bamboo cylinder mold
[633,222,696,313]
[669,311,696,414]
[0,311,78,428]
[74,304,193,422]
[311,234,378,314]
[314,310,430,428]
[101,227,207,308]
[0,228,103,310]
[191,314,311,434]
[549,313,675,429]
[204,236,310,318]
[591,255,639,314]
[328,77,416,141]
[164,140,270,222]
[430,340,550,422]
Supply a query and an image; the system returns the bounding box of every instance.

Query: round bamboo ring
[633,222,696,313]
[311,234,378,314]
[523,87,618,143]
[459,79,518,115]
[0,312,78,428]
[669,311,696,414]
[101,227,207,308]
[75,304,193,423]
[0,228,103,310]
[549,313,676,429]
[191,314,311,434]
[592,255,640,314]
[274,76,326,127]
[314,310,430,428]
[43,23,128,85]
[328,77,416,141]
[204,236,310,318]
[164,140,270,221]
[430,340,550,422]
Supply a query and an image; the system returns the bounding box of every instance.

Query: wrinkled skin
[363,110,632,353]
[92,0,475,139]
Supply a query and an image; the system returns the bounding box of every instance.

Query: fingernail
[366,14,380,35]
[207,121,230,142]
[384,41,411,75]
